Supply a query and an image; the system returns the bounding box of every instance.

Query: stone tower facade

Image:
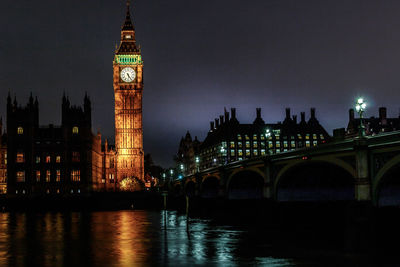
[113,1,144,184]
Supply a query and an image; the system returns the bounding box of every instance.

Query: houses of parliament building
[0,2,144,196]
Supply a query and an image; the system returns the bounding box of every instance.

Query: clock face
[120,67,136,82]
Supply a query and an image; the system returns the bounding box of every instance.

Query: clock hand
[127,73,131,79]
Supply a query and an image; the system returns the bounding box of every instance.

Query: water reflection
[0,210,297,266]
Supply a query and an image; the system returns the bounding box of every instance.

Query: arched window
[72,126,79,134]
[17,127,23,135]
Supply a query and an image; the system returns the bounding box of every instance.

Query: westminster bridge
[173,131,400,207]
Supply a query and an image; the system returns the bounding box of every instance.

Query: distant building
[178,107,331,173]
[176,131,201,176]
[346,107,400,137]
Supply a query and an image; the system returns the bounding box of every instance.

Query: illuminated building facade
[113,1,144,185]
[179,107,330,173]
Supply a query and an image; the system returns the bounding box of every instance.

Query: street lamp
[355,98,367,137]
[195,156,200,172]
[220,146,227,165]
[265,128,272,154]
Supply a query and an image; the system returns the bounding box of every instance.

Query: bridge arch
[274,159,355,202]
[373,154,400,206]
[200,176,220,198]
[184,180,196,197]
[173,183,182,196]
[227,169,265,199]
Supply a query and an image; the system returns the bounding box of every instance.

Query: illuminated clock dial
[120,67,136,82]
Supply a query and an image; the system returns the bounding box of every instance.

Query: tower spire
[122,0,134,31]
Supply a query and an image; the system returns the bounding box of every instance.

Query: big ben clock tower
[113,1,144,186]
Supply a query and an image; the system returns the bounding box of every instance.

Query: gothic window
[238,149,243,156]
[35,156,40,164]
[56,156,61,163]
[36,171,40,182]
[237,134,242,140]
[17,127,23,135]
[230,150,235,156]
[56,170,61,182]
[253,134,258,141]
[72,152,80,162]
[72,126,79,134]
[313,141,318,146]
[253,142,258,148]
[71,170,81,182]
[306,141,310,147]
[16,171,25,182]
[46,170,51,182]
[46,156,51,163]
[230,141,235,148]
[261,149,266,155]
[16,152,24,163]
[245,149,250,157]
[253,150,258,156]
[245,141,250,148]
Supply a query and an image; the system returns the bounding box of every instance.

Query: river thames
[0,209,394,266]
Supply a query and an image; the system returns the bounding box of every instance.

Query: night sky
[2,0,400,167]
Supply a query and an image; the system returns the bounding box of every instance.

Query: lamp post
[195,156,200,172]
[355,98,367,137]
[265,128,272,155]
[220,146,227,165]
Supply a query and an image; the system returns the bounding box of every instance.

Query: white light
[180,164,184,170]
[357,98,363,104]
[361,103,366,109]
[356,105,361,112]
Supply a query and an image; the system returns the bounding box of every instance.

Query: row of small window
[202,141,319,162]
[224,140,319,151]
[16,126,80,135]
[15,189,81,194]
[16,170,81,182]
[236,133,325,141]
[16,152,80,163]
